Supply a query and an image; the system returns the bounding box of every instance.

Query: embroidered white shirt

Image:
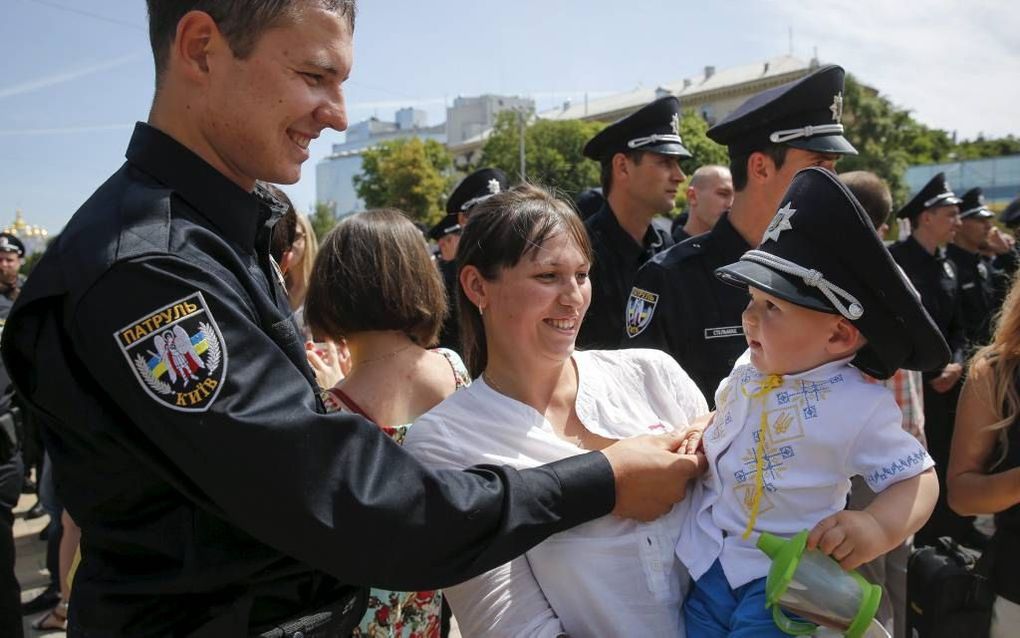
[676,351,934,589]
[405,349,708,638]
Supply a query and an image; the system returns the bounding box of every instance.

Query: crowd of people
[1,2,1019,637]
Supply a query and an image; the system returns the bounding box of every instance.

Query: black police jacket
[889,236,965,371]
[625,212,750,406]
[578,202,673,350]
[1,123,614,636]
[946,244,996,354]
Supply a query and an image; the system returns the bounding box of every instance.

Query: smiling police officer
[626,65,857,404]
[1,3,701,636]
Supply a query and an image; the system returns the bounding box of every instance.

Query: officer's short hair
[305,208,447,347]
[457,184,593,377]
[729,143,788,192]
[600,150,646,197]
[839,171,892,230]
[146,0,357,86]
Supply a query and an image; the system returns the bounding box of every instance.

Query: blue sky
[2,0,1018,234]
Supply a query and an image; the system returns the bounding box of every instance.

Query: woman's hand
[306,339,351,390]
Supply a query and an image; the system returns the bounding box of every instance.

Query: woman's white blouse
[405,349,708,637]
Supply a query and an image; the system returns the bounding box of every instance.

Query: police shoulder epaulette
[116,176,174,261]
[663,234,710,264]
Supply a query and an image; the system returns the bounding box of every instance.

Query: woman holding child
[405,184,709,636]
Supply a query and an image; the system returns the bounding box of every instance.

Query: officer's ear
[460,265,489,313]
[171,11,226,84]
[746,151,772,187]
[611,152,631,183]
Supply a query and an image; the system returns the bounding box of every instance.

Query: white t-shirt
[676,351,935,589]
[405,349,708,638]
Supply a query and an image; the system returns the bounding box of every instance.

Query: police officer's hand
[930,362,963,394]
[601,432,708,522]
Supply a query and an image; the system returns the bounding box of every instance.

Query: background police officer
[947,187,999,352]
[577,96,689,349]
[432,168,509,352]
[626,65,857,403]
[889,172,974,546]
[2,3,698,635]
[0,232,25,638]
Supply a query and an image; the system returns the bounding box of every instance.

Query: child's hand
[677,412,714,455]
[807,510,890,571]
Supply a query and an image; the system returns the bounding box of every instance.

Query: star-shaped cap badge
[670,112,680,137]
[487,179,502,195]
[830,92,844,123]
[763,202,796,243]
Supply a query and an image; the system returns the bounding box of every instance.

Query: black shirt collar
[703,211,750,261]
[589,202,667,259]
[903,234,947,263]
[124,122,285,251]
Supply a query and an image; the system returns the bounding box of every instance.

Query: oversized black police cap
[1002,197,1020,228]
[428,215,461,241]
[0,233,25,256]
[707,65,857,156]
[715,167,949,379]
[895,172,962,220]
[582,96,692,161]
[958,187,994,220]
[446,168,510,215]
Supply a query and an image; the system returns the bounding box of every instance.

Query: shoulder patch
[115,292,227,412]
[626,287,659,338]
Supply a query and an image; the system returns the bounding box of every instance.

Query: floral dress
[322,348,471,638]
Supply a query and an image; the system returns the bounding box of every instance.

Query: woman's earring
[478,305,484,317]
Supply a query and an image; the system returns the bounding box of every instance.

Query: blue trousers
[684,559,794,638]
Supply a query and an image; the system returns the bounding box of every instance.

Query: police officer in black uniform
[1,5,699,635]
[432,168,509,352]
[626,65,857,403]
[947,187,999,352]
[0,233,25,638]
[576,96,689,349]
[888,172,973,546]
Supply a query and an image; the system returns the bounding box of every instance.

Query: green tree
[480,111,605,198]
[353,137,453,226]
[20,250,44,277]
[837,74,955,204]
[309,201,340,240]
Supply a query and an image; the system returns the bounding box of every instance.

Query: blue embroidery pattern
[865,449,930,489]
[775,377,844,421]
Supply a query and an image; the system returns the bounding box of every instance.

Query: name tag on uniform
[704,325,744,340]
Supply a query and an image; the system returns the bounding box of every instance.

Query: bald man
[672,165,734,242]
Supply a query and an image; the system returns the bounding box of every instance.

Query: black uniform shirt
[2,123,614,636]
[946,243,996,353]
[626,212,751,406]
[578,202,673,349]
[889,236,965,370]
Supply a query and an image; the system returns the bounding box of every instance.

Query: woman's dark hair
[305,209,447,346]
[456,183,593,377]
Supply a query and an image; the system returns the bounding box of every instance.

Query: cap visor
[646,142,693,158]
[961,209,995,220]
[714,261,835,315]
[786,134,858,156]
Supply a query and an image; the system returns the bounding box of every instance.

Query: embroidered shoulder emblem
[626,287,659,338]
[114,292,227,412]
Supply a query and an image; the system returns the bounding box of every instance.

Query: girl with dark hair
[304,208,470,637]
[405,184,708,636]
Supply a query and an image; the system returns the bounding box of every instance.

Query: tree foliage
[480,111,605,198]
[309,201,341,240]
[353,137,454,226]
[837,74,957,204]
